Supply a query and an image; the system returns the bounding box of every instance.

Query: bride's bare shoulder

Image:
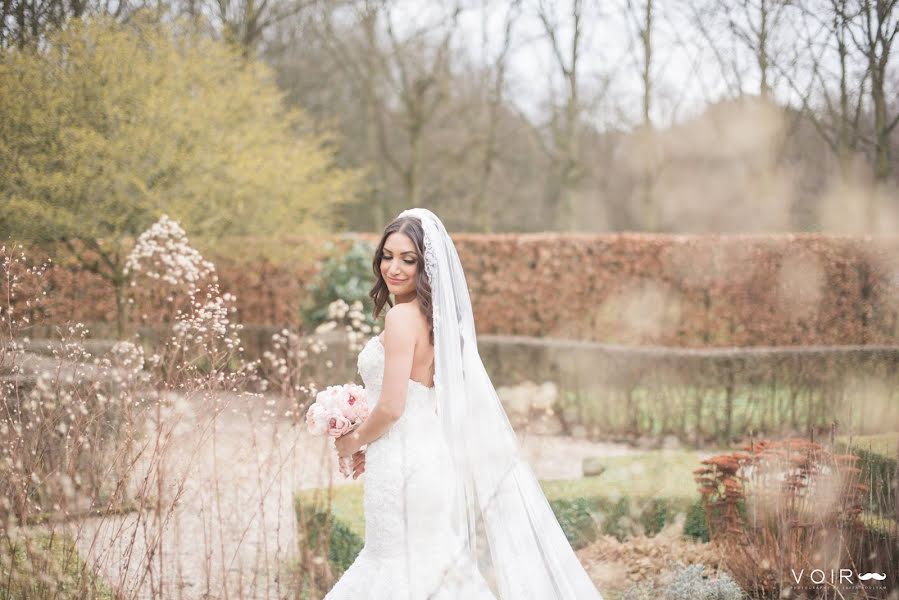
[384,303,417,330]
[383,303,426,341]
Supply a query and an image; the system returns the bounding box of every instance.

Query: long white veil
[396,208,603,599]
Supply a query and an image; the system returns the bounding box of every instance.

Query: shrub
[586,495,693,541]
[600,497,632,541]
[694,439,868,596]
[0,533,114,599]
[548,497,598,550]
[641,497,675,536]
[548,494,693,543]
[620,562,745,600]
[294,496,364,599]
[665,563,745,600]
[834,439,897,517]
[301,240,379,330]
[683,497,709,542]
[300,507,364,575]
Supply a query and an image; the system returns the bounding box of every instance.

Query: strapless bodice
[357,335,438,418]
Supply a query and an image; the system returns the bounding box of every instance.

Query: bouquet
[305,383,370,477]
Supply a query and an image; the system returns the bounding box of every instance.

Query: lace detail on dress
[358,336,434,391]
[356,336,385,392]
[356,336,438,424]
[324,328,497,600]
[420,220,442,391]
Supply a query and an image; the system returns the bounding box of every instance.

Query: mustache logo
[858,573,887,581]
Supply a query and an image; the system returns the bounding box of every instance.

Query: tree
[0,13,358,337]
[781,0,868,178]
[178,0,317,59]
[536,0,586,231]
[468,0,522,232]
[684,0,797,100]
[344,0,462,214]
[268,0,492,228]
[0,0,165,50]
[625,0,663,231]
[849,0,899,181]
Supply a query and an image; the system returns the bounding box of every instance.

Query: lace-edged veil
[395,208,603,600]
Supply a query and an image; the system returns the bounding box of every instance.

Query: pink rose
[340,385,369,421]
[328,414,352,437]
[318,386,341,411]
[305,403,328,435]
[351,401,370,422]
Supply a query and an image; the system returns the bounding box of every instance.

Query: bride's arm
[347,305,417,448]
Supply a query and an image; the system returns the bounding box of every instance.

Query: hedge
[12,233,898,347]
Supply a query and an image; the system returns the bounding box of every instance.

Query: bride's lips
[387,276,405,284]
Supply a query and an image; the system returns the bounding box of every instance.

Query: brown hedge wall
[11,233,899,347]
[451,233,899,346]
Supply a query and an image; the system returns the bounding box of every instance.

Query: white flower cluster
[320,299,373,352]
[326,299,351,320]
[121,215,247,366]
[261,328,306,397]
[124,214,216,291]
[326,299,369,328]
[109,340,146,379]
[0,244,52,330]
[172,287,243,353]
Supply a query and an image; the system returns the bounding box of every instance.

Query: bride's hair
[369,215,435,348]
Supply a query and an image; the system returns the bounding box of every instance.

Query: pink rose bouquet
[305,383,370,477]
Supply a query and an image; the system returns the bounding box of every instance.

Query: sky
[385,0,835,132]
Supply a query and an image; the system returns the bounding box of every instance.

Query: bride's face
[380,232,418,295]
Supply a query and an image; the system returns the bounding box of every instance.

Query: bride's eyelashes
[381,254,415,265]
[381,254,416,265]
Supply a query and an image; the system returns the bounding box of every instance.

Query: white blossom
[124,214,215,291]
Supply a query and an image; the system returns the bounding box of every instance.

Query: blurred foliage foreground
[0,224,377,598]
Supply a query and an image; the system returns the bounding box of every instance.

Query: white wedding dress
[323,335,498,600]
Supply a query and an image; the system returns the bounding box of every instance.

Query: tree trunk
[639,0,658,232]
[114,270,130,340]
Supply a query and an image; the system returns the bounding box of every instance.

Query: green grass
[542,450,704,501]
[560,381,899,441]
[835,432,899,457]
[297,449,706,538]
[297,483,366,536]
[861,511,898,534]
[0,531,114,600]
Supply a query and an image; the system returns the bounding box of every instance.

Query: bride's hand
[350,450,366,479]
[335,430,361,457]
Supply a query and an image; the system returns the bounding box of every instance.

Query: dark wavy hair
[369,215,434,348]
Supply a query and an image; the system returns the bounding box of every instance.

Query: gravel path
[69,391,642,599]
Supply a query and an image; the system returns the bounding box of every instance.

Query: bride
[327,208,603,599]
